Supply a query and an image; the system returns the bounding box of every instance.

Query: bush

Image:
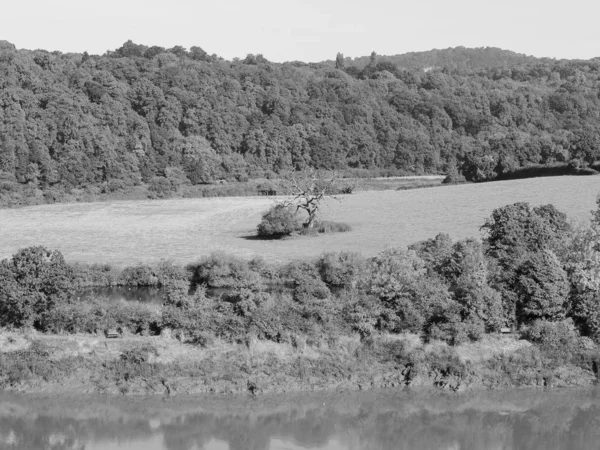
[442,169,466,185]
[120,343,158,364]
[257,204,300,238]
[279,260,319,282]
[316,251,367,288]
[293,275,335,322]
[119,264,159,286]
[523,319,580,357]
[298,220,352,235]
[148,176,174,198]
[154,260,189,285]
[0,341,82,387]
[71,262,121,287]
[428,318,484,345]
[225,289,274,318]
[193,252,264,289]
[343,293,382,338]
[163,280,193,309]
[368,248,426,301]
[43,299,160,335]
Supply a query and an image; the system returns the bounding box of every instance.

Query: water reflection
[1,389,600,450]
[76,286,166,304]
[74,284,295,305]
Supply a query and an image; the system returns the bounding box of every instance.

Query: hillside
[1,40,600,206]
[327,46,550,70]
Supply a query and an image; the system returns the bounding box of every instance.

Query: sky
[1,0,599,62]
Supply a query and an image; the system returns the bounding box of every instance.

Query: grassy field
[0,176,599,266]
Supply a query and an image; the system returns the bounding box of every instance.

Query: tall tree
[335,52,345,70]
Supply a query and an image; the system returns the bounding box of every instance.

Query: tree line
[1,40,600,206]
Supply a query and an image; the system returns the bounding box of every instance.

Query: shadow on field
[240,234,276,241]
[240,234,291,241]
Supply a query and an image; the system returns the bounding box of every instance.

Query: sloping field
[1,176,599,266]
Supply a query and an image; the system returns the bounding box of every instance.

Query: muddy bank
[0,330,597,397]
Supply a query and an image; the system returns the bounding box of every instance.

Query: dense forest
[1,40,600,206]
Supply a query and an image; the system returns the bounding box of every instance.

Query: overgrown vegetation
[3,195,600,391]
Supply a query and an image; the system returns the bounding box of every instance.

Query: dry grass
[0,176,598,265]
[454,334,532,364]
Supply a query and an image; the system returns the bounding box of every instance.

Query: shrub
[279,260,320,282]
[225,289,274,317]
[43,302,96,333]
[524,319,580,353]
[293,275,331,305]
[163,280,193,309]
[71,262,120,287]
[154,260,189,285]
[368,248,426,301]
[119,264,159,286]
[442,167,466,184]
[120,344,158,364]
[148,176,174,198]
[44,299,160,335]
[298,220,352,235]
[257,204,300,238]
[194,252,264,289]
[522,319,594,368]
[316,251,367,288]
[248,256,277,279]
[293,275,335,322]
[0,341,81,387]
[343,293,383,338]
[428,317,484,345]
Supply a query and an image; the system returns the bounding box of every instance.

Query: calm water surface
[1,389,600,450]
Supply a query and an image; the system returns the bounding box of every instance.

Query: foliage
[305,220,352,234]
[43,299,160,335]
[0,341,83,387]
[410,233,454,275]
[193,251,264,289]
[119,264,160,286]
[481,202,572,325]
[5,192,600,354]
[515,250,570,324]
[3,43,600,206]
[257,204,300,238]
[443,239,504,331]
[315,251,367,288]
[0,247,75,328]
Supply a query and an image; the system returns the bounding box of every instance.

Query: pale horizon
[1,0,599,63]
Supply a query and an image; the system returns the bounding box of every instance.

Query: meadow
[0,175,598,266]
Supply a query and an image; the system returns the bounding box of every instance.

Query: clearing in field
[0,176,598,266]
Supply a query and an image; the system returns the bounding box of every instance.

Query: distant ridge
[324,46,552,70]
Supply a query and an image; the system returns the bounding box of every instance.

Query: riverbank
[0,329,596,396]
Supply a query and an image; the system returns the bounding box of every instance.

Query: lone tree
[282,168,339,229]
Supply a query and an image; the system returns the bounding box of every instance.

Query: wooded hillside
[1,40,599,205]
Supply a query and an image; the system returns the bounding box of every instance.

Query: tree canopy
[1,41,600,206]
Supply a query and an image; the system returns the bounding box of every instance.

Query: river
[1,388,599,449]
